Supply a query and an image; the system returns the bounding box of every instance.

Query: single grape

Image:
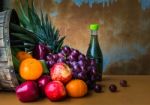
[62,46,71,53]
[90,67,97,75]
[71,49,79,58]
[57,57,66,63]
[46,60,55,68]
[94,84,102,93]
[87,65,96,73]
[77,71,87,80]
[57,52,65,58]
[78,60,86,67]
[109,84,117,92]
[85,57,90,64]
[77,72,85,80]
[68,55,77,61]
[46,54,53,61]
[80,65,86,71]
[90,59,96,66]
[70,61,78,66]
[73,64,81,73]
[78,54,85,60]
[52,54,59,61]
[60,49,70,56]
[120,80,127,87]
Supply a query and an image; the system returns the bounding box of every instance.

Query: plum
[16,81,39,102]
[38,75,51,96]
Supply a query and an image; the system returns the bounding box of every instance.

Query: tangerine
[17,51,32,62]
[66,79,88,98]
[19,58,43,80]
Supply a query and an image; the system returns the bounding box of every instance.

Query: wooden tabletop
[0,75,150,105]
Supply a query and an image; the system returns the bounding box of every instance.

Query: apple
[15,81,39,102]
[45,81,66,101]
[38,75,51,96]
[50,63,72,84]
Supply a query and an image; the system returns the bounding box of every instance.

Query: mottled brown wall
[6,0,150,74]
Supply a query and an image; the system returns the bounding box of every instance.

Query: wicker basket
[0,10,19,91]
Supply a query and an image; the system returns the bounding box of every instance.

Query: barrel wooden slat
[0,48,7,61]
[0,14,5,19]
[0,15,4,23]
[0,22,3,26]
[0,27,3,38]
[0,17,4,23]
[0,61,7,67]
[0,10,19,91]
[0,70,5,79]
[0,39,4,47]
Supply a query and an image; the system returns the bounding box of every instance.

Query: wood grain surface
[0,75,150,105]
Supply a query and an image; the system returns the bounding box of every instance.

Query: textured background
[4,0,150,74]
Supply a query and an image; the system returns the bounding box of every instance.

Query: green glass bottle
[86,24,103,81]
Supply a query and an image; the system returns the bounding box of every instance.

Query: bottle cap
[90,24,100,31]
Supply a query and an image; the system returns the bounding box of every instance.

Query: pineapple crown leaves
[15,0,65,53]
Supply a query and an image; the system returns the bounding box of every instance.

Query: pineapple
[10,0,65,55]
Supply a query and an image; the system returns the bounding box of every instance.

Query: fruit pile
[15,45,102,102]
[15,48,128,102]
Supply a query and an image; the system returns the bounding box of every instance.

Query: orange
[16,51,32,62]
[66,79,88,98]
[19,58,43,80]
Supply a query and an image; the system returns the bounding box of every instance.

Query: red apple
[50,63,72,84]
[38,75,51,96]
[15,81,39,102]
[45,81,66,101]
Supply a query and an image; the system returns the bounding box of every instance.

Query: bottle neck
[91,30,98,36]
[90,30,99,42]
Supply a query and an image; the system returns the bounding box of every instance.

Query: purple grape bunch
[45,45,101,90]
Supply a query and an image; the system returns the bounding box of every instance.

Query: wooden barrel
[0,10,19,91]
